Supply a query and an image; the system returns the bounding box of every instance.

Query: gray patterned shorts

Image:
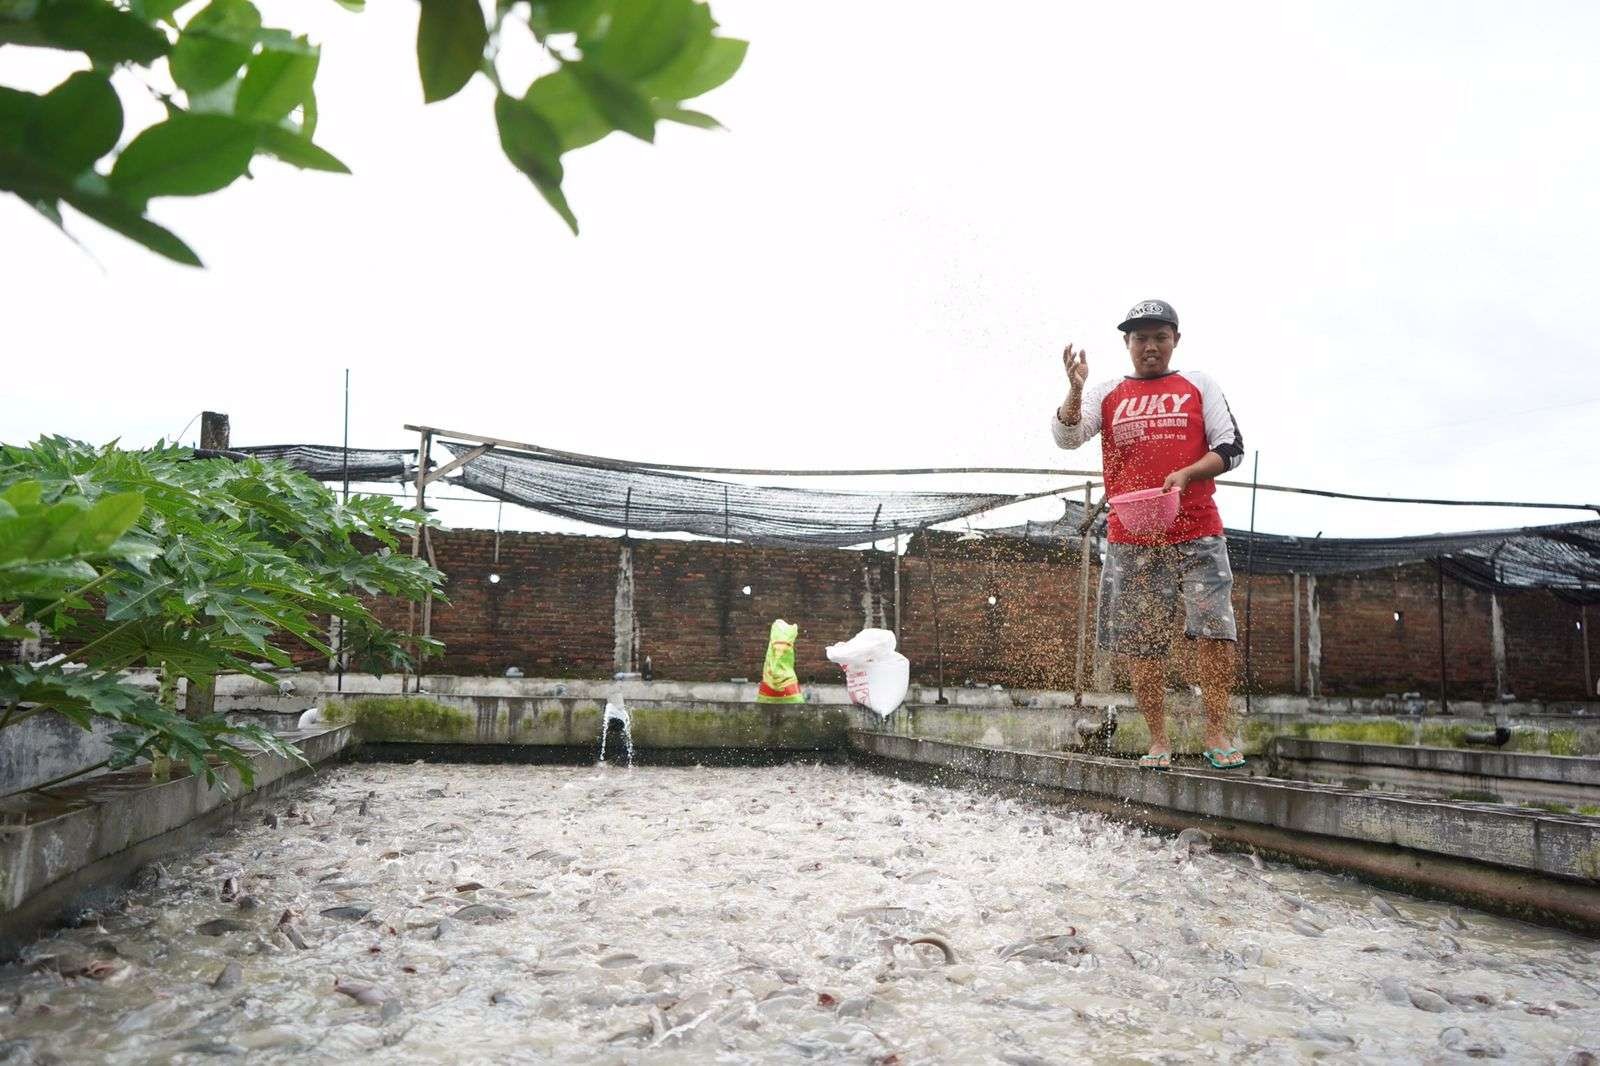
[1095,535,1237,659]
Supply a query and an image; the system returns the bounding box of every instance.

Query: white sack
[825,628,896,669]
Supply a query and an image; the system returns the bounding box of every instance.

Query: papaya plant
[0,438,445,791]
[0,0,748,263]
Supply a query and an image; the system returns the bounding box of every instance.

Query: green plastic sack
[756,618,803,704]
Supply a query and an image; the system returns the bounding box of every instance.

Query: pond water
[2,763,1597,1064]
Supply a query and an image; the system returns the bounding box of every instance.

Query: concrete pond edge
[847,730,1600,938]
[0,727,351,962]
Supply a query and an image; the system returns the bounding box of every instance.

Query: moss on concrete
[1577,805,1600,817]
[1547,730,1580,757]
[326,697,473,743]
[1242,716,1589,756]
[1447,790,1503,803]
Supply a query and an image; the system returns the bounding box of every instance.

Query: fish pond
[2,763,1597,1064]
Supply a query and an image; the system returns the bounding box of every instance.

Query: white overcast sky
[4,1,1598,541]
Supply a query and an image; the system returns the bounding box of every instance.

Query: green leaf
[494,91,577,234]
[566,60,654,143]
[255,124,348,173]
[0,560,98,596]
[250,28,317,55]
[416,0,486,104]
[28,71,121,173]
[644,30,745,102]
[654,101,720,130]
[36,501,92,559]
[3,482,43,510]
[132,0,185,25]
[79,491,144,551]
[329,0,364,10]
[38,0,170,66]
[62,187,202,265]
[109,112,257,203]
[0,86,39,145]
[184,75,240,115]
[523,67,610,151]
[169,0,261,94]
[529,0,602,37]
[235,40,318,123]
[301,84,318,138]
[585,0,694,79]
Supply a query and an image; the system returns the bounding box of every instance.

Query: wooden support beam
[199,411,230,450]
[422,443,493,486]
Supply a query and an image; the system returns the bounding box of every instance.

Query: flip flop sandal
[1203,748,1246,769]
[1138,753,1172,769]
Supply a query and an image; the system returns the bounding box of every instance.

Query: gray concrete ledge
[168,669,1595,719]
[0,711,125,796]
[849,730,1600,936]
[1270,738,1600,808]
[0,727,350,960]
[1272,738,1600,787]
[314,693,867,750]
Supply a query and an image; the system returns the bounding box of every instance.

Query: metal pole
[407,428,431,694]
[623,486,632,542]
[1584,604,1593,700]
[927,544,947,704]
[892,525,901,640]
[1292,571,1301,694]
[336,370,350,693]
[1073,482,1097,706]
[1436,556,1450,715]
[494,469,506,566]
[1244,451,1260,716]
[341,369,350,505]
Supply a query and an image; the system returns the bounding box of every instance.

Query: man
[1051,299,1246,769]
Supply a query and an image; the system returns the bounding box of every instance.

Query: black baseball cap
[1117,299,1179,333]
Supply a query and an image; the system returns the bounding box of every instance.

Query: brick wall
[378,528,1594,701]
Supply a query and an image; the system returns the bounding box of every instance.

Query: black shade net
[250,440,1600,596]
[234,445,416,483]
[996,501,1600,597]
[442,443,1042,549]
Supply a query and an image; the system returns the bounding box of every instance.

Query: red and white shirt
[1052,369,1244,544]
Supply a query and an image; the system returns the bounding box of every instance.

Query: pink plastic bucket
[1108,487,1180,535]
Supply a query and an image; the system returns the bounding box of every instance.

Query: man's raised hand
[1063,344,1089,390]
